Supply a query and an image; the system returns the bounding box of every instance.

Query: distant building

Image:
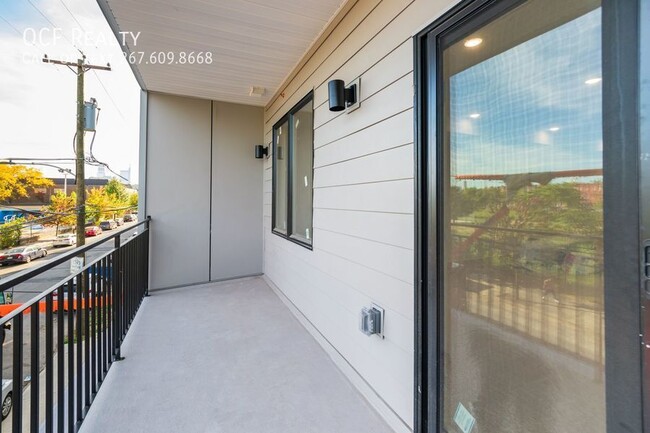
[95,166,108,179]
[119,167,131,184]
[4,178,110,213]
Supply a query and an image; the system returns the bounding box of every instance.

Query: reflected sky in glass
[450,9,602,177]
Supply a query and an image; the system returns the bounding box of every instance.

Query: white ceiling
[98,0,347,106]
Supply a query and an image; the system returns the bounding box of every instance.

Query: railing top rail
[0,216,151,292]
[0,246,116,325]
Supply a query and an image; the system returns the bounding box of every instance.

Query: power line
[29,0,127,124]
[57,0,86,33]
[92,70,126,122]
[0,14,23,36]
[26,0,81,54]
[1,157,76,162]
[85,158,130,184]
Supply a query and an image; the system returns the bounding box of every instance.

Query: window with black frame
[272,93,314,247]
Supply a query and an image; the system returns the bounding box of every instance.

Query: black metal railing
[0,217,150,432]
[450,224,604,366]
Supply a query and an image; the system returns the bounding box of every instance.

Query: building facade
[98,0,649,431]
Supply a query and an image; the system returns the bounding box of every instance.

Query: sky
[0,0,140,183]
[450,8,602,181]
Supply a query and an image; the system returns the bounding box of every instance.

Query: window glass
[272,93,314,247]
[291,100,314,244]
[273,120,289,233]
[441,1,604,432]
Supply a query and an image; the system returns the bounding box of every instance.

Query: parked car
[99,220,117,230]
[0,252,12,266]
[85,226,103,237]
[115,217,125,226]
[53,233,76,247]
[0,246,47,265]
[123,214,137,223]
[1,379,12,420]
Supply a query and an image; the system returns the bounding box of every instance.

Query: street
[0,222,139,304]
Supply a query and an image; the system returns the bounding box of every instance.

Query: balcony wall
[261,0,461,431]
[144,93,264,289]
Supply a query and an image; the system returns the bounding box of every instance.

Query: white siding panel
[265,0,405,124]
[265,238,414,424]
[314,109,413,168]
[314,228,413,283]
[314,143,412,188]
[314,73,413,148]
[314,179,413,214]
[313,208,413,250]
[313,39,413,127]
[262,0,466,430]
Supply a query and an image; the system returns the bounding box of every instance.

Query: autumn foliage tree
[0,165,53,202]
[44,192,77,235]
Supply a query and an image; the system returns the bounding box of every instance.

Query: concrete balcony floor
[79,277,394,433]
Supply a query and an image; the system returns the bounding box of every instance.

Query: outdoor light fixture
[254,145,268,159]
[328,77,360,113]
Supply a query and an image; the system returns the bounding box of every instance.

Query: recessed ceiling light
[469,113,481,119]
[548,127,560,132]
[585,77,602,85]
[464,38,483,48]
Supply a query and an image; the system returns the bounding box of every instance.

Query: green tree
[105,178,128,203]
[0,165,53,202]
[506,183,602,235]
[0,218,23,249]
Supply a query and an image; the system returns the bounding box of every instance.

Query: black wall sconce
[328,77,360,113]
[254,144,268,159]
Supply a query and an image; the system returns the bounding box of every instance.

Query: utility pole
[43,55,111,249]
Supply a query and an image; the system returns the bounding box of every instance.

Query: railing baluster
[57,285,64,433]
[101,257,107,378]
[91,264,97,398]
[76,274,82,425]
[46,293,54,433]
[13,314,23,433]
[113,237,123,361]
[84,269,90,414]
[67,279,74,433]
[30,303,39,433]
[0,219,150,433]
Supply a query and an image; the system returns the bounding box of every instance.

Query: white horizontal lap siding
[263,0,462,431]
[264,236,414,414]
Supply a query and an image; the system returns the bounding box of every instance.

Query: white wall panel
[211,102,264,280]
[147,93,211,288]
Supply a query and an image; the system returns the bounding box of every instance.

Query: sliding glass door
[416,0,643,431]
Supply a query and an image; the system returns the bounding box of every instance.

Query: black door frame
[413,0,644,431]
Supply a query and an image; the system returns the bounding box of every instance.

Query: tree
[44,192,77,235]
[0,165,53,202]
[85,188,112,223]
[105,178,128,203]
[128,191,138,212]
[0,218,23,249]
